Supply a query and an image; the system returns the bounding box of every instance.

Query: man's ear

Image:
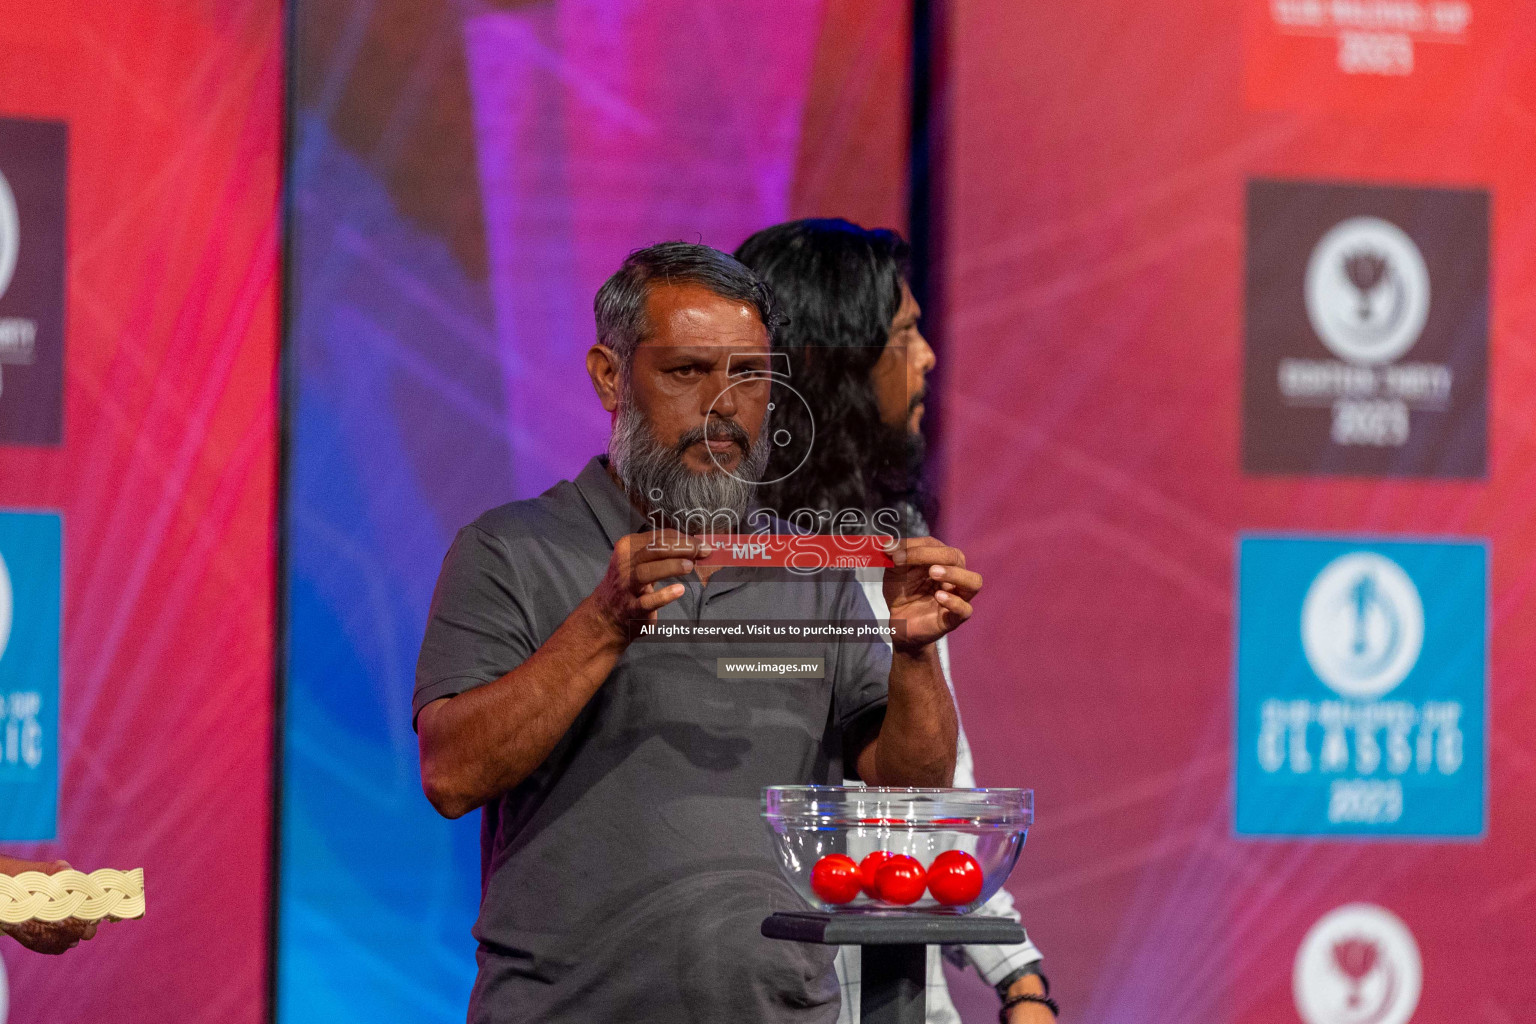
[587,344,621,413]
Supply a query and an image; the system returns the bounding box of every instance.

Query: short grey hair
[594,241,783,367]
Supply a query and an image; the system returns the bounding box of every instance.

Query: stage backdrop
[276,0,908,1020]
[942,1,1536,1022]
[279,1,1536,1022]
[0,2,282,1023]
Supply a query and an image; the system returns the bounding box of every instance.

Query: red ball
[810,854,862,905]
[874,855,928,905]
[926,851,984,906]
[858,850,897,896]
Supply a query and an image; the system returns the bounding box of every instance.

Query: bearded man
[414,242,983,1024]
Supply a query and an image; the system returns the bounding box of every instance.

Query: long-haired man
[737,220,1055,1024]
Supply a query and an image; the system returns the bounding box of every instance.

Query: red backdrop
[0,3,281,1022]
[942,1,1536,1021]
[8,1,1534,1021]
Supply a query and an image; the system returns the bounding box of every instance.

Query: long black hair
[734,219,926,531]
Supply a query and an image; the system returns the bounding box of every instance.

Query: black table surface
[761,911,1026,946]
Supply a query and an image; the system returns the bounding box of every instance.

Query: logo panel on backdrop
[0,512,62,841]
[1294,904,1423,1024]
[1235,536,1486,837]
[1243,179,1488,477]
[0,118,67,446]
[1244,0,1500,118]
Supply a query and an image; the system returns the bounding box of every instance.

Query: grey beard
[609,400,771,528]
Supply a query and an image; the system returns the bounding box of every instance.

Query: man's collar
[573,453,787,547]
[573,455,782,599]
[574,456,650,548]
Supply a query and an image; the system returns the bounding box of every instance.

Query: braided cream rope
[0,869,145,923]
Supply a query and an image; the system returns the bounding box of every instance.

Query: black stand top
[762,912,1026,1024]
[761,911,1025,946]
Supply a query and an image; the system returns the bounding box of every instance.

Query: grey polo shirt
[414,456,891,1024]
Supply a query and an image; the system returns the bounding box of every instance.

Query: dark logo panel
[0,118,67,445]
[1244,179,1488,478]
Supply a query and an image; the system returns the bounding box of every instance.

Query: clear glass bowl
[762,786,1033,914]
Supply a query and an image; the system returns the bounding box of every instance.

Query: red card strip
[693,534,895,568]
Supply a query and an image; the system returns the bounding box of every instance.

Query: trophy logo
[0,168,17,302]
[1294,904,1421,1024]
[1305,216,1430,367]
[1331,937,1381,1012]
[1301,551,1423,700]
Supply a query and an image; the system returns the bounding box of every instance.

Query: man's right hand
[0,859,101,955]
[419,531,712,819]
[587,530,711,637]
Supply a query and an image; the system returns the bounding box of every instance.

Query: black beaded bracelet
[995,966,1049,999]
[999,992,1060,1021]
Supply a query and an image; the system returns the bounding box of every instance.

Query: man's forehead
[640,282,769,352]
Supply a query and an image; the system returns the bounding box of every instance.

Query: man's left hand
[883,536,982,651]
